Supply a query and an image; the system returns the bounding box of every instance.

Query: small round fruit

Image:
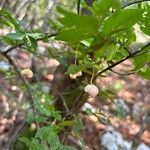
[84,84,99,97]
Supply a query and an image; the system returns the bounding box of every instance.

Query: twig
[93,42,150,80]
[107,61,137,76]
[110,68,137,76]
[2,44,24,55]
[51,85,70,113]
[135,50,149,57]
[72,92,88,112]
[2,32,57,54]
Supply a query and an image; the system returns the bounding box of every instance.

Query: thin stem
[2,44,24,55]
[107,61,137,75]
[93,42,150,80]
[110,68,137,76]
[90,62,95,84]
[51,85,70,113]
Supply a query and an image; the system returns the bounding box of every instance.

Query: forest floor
[79,61,150,149]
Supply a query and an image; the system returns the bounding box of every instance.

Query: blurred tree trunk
[84,0,95,5]
[81,0,95,14]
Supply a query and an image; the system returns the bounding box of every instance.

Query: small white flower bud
[21,68,33,78]
[69,74,77,79]
[41,95,46,103]
[69,71,82,79]
[76,71,82,76]
[11,85,18,91]
[30,123,36,130]
[84,84,99,97]
[47,58,60,67]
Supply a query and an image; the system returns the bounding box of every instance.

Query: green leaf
[66,63,92,74]
[133,53,150,70]
[93,0,111,17]
[113,28,136,46]
[35,126,52,139]
[56,6,99,43]
[47,132,60,150]
[48,18,61,30]
[20,138,49,150]
[36,104,51,117]
[113,48,129,60]
[81,38,93,47]
[19,137,31,148]
[93,0,121,20]
[85,108,94,116]
[139,4,150,35]
[30,140,44,150]
[66,65,83,74]
[26,111,34,123]
[39,144,49,150]
[3,32,25,40]
[102,9,143,35]
[0,17,12,27]
[58,120,74,128]
[75,115,83,131]
[27,33,45,40]
[55,29,92,43]
[0,9,22,31]
[138,67,150,79]
[94,41,119,60]
[24,34,37,50]
[106,44,117,60]
[57,7,98,33]
[2,35,17,45]
[52,111,62,121]
[60,145,76,150]
[93,0,119,16]
[35,116,47,123]
[112,0,121,10]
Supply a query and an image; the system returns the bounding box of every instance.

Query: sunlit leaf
[138,67,150,79]
[0,9,22,31]
[3,32,25,40]
[102,9,143,35]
